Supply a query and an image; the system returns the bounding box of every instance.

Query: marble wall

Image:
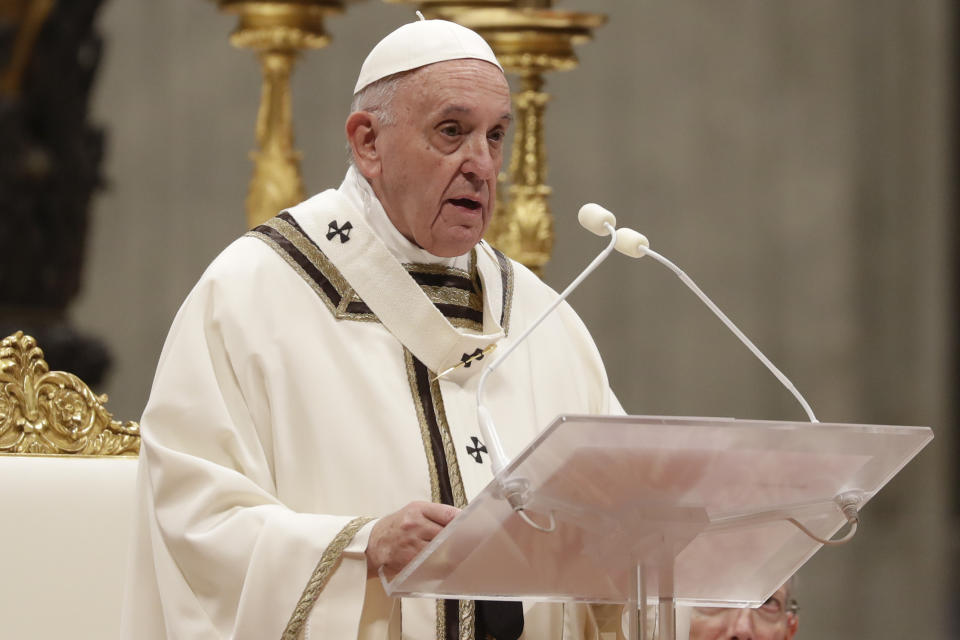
[70,1,955,637]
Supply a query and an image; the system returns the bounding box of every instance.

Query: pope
[122,17,623,640]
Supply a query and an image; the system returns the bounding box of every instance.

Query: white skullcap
[354,18,503,95]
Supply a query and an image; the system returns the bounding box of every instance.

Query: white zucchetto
[354,18,503,95]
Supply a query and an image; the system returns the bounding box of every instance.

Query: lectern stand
[384,415,933,640]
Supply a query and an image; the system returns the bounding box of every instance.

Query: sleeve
[129,254,374,640]
[607,388,627,416]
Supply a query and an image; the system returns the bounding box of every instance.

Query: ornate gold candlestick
[458,8,604,273]
[389,2,604,272]
[218,0,343,228]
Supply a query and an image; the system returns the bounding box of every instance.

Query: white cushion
[0,455,138,639]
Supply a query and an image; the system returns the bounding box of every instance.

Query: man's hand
[365,501,460,578]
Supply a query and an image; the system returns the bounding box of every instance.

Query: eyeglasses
[693,595,800,624]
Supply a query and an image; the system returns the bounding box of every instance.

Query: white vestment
[122,169,624,640]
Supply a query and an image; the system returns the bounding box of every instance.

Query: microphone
[577,203,617,236]
[612,222,819,423]
[473,204,819,533]
[614,228,649,258]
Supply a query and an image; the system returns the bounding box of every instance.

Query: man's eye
[440,124,461,137]
[760,597,783,613]
[488,129,505,143]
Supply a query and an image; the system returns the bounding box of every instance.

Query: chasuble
[122,170,623,640]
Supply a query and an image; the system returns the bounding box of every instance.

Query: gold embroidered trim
[281,516,375,640]
[405,248,476,280]
[429,377,468,508]
[432,599,478,640]
[247,227,378,323]
[260,217,380,323]
[421,285,481,311]
[269,216,355,301]
[404,262,473,280]
[249,217,485,330]
[404,348,474,639]
[459,600,476,640]
[406,251,481,321]
[405,349,442,504]
[403,348,468,510]
[335,287,482,332]
[498,253,515,336]
[436,600,446,640]
[448,316,484,333]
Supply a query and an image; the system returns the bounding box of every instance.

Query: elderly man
[687,581,799,640]
[122,17,621,640]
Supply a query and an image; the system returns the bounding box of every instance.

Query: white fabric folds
[122,174,623,639]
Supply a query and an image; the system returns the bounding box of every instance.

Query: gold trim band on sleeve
[281,515,376,640]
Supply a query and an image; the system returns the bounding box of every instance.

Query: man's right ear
[346,111,380,179]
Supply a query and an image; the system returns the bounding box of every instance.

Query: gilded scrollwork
[0,332,140,456]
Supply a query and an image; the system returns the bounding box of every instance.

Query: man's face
[688,586,799,640]
[364,59,512,257]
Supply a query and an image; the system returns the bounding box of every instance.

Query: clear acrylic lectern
[384,415,933,640]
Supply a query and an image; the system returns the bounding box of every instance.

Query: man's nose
[727,608,755,639]
[460,134,496,183]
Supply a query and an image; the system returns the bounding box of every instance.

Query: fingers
[419,501,460,527]
[395,502,458,540]
[414,518,445,542]
[365,501,461,578]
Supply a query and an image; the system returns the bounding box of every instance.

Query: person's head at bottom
[688,581,799,640]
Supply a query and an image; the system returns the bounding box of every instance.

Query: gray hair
[345,70,414,165]
[349,72,412,125]
[783,574,799,614]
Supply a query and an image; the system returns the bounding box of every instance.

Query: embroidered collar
[277,188,508,383]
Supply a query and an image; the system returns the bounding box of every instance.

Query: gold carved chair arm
[0,331,140,455]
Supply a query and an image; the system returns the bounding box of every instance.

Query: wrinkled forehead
[395,59,511,109]
[416,59,507,87]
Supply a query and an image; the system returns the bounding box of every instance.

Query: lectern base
[627,564,678,640]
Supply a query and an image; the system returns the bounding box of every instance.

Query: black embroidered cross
[466,436,488,463]
[460,348,485,368]
[326,220,353,243]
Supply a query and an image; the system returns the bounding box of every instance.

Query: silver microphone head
[578,203,617,237]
